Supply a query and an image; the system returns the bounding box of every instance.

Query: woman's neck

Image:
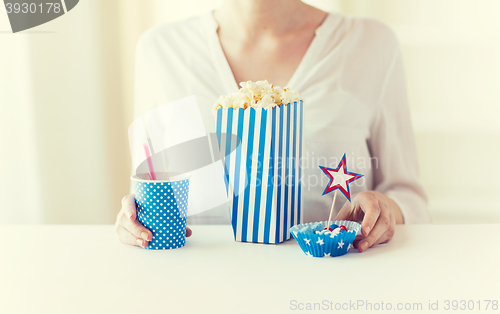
[214,0,323,39]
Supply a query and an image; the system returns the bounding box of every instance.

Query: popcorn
[256,94,275,109]
[213,80,301,110]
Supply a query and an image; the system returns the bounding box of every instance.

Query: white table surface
[1,224,499,314]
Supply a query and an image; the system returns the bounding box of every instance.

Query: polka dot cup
[131,173,190,250]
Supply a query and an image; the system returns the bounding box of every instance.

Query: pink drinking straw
[143,143,157,180]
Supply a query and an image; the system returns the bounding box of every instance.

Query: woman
[115,0,431,252]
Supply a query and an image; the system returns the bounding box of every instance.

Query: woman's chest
[302,88,374,142]
[218,33,315,88]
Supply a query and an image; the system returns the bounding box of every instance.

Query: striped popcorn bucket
[215,100,304,243]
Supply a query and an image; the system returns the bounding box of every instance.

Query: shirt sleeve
[367,44,432,224]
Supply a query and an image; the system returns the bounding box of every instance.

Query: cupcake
[290,220,361,257]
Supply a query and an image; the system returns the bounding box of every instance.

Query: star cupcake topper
[319,154,363,202]
[319,154,364,228]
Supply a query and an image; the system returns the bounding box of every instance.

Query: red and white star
[319,154,363,201]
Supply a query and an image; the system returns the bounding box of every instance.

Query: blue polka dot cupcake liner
[290,220,361,257]
[132,173,190,250]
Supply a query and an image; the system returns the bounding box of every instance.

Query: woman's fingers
[121,195,137,221]
[371,228,395,247]
[116,194,194,247]
[352,234,364,249]
[357,201,392,252]
[371,215,396,247]
[120,211,152,241]
[118,194,152,241]
[357,193,381,237]
[115,224,148,248]
[334,191,399,252]
[117,194,193,246]
[357,217,388,252]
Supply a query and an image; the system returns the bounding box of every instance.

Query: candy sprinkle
[329,224,339,230]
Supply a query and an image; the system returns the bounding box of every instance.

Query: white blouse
[134,12,431,224]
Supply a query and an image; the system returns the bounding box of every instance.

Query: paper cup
[290,220,361,257]
[215,101,304,244]
[131,173,190,250]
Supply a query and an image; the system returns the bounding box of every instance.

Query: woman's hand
[334,191,404,253]
[115,194,193,248]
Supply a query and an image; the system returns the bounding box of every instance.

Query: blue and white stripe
[215,101,304,244]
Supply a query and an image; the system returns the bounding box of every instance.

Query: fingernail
[141,232,149,241]
[364,227,370,236]
[136,239,144,247]
[126,211,133,219]
[360,241,369,252]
